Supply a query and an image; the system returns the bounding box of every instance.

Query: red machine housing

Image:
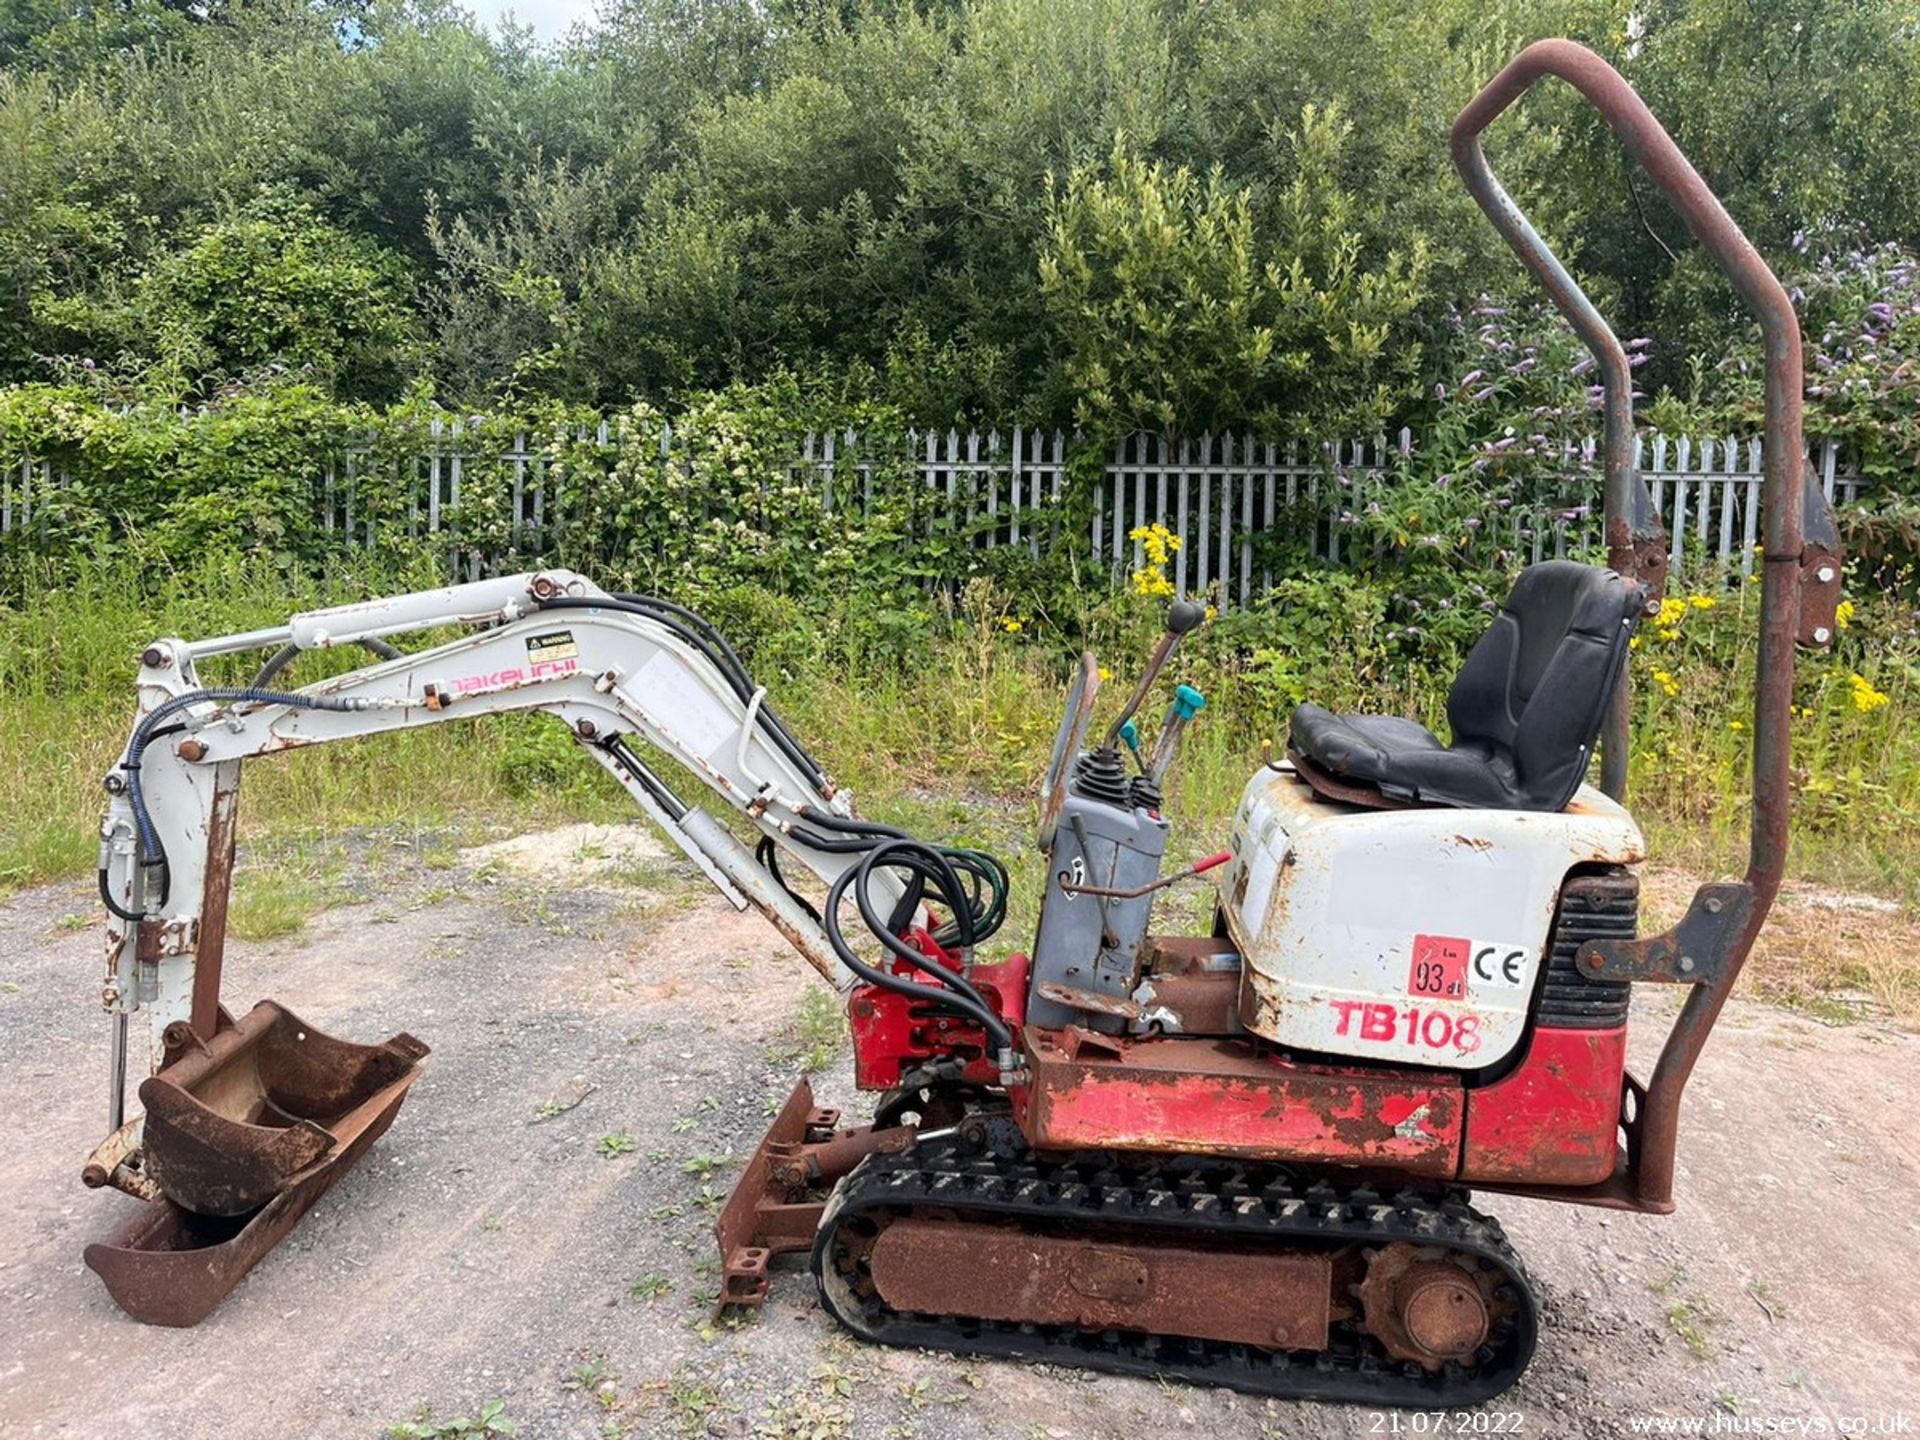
[844,928,1628,1190]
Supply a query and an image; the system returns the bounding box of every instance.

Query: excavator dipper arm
[97,569,903,1091]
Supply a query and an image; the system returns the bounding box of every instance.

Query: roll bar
[1450,41,1843,1210]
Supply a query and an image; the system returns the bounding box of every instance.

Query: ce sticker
[1473,945,1528,989]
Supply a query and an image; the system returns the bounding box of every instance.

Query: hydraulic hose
[109,686,372,918]
[534,593,829,791]
[821,839,1015,1056]
[250,636,403,688]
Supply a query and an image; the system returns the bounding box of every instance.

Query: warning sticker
[526,630,579,664]
[1407,934,1470,1000]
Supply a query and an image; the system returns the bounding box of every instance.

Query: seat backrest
[1445,561,1646,809]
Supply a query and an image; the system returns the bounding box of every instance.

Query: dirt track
[2,826,1916,1439]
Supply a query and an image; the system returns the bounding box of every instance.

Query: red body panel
[847,926,1027,1092]
[1018,1028,1464,1175]
[847,940,1626,1189]
[1459,1025,1627,1186]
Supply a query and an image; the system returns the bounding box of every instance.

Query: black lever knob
[1166,600,1207,635]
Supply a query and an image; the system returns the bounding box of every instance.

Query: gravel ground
[1,826,1916,1440]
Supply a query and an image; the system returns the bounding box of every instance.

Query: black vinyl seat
[1288,561,1646,812]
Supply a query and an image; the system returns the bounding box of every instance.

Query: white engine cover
[1220,762,1644,1070]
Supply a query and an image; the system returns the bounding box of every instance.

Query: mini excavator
[78,43,1844,1406]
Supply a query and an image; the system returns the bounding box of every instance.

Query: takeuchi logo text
[450,656,580,693]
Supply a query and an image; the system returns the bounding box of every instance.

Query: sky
[462,0,598,44]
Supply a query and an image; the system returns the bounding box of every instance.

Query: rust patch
[866,1215,1333,1351]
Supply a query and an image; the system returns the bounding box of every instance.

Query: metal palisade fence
[3,421,1860,606]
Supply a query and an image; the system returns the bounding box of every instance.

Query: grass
[769,985,848,1073]
[226,869,327,941]
[3,552,1916,1021]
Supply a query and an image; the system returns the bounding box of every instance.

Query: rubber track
[811,1140,1538,1406]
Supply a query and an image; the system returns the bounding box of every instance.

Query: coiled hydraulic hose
[821,838,1015,1059]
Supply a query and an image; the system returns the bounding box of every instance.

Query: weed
[596,1132,637,1159]
[767,985,846,1073]
[627,1274,673,1302]
[385,1400,517,1438]
[1666,1298,1717,1359]
[565,1359,610,1393]
[1647,1265,1688,1298]
[661,1371,727,1435]
[681,1154,728,1180]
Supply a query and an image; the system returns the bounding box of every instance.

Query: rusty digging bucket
[81,1000,428,1327]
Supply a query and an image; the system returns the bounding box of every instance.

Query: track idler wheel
[1356,1241,1503,1369]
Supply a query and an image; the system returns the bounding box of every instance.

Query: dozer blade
[135,999,427,1216]
[80,1000,428,1327]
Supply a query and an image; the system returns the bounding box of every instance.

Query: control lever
[1101,600,1206,751]
[1147,684,1206,784]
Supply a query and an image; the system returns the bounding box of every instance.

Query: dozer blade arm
[98,569,902,1087]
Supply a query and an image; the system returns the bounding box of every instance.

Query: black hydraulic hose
[794,809,912,841]
[114,686,368,918]
[603,590,827,790]
[534,594,828,790]
[99,866,145,923]
[822,846,1014,1054]
[756,835,823,924]
[602,735,689,822]
[250,636,402,689]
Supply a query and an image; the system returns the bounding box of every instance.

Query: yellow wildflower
[1129,523,1181,565]
[1649,667,1680,698]
[1654,597,1686,630]
[1848,672,1890,713]
[1728,719,1745,731]
[1128,523,1181,597]
[999,617,1023,633]
[1688,594,1716,610]
[1835,599,1855,631]
[1130,568,1175,598]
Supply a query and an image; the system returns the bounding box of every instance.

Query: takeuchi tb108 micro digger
[77,41,1842,1407]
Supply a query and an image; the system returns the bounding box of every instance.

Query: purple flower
[1460,369,1485,387]
[1471,386,1495,401]
[1434,383,1448,400]
[1570,356,1595,377]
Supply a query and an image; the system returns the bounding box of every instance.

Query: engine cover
[1220,762,1644,1070]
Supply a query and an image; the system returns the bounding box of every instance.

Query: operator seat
[1287,560,1646,812]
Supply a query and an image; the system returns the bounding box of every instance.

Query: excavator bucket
[81,1000,427,1326]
